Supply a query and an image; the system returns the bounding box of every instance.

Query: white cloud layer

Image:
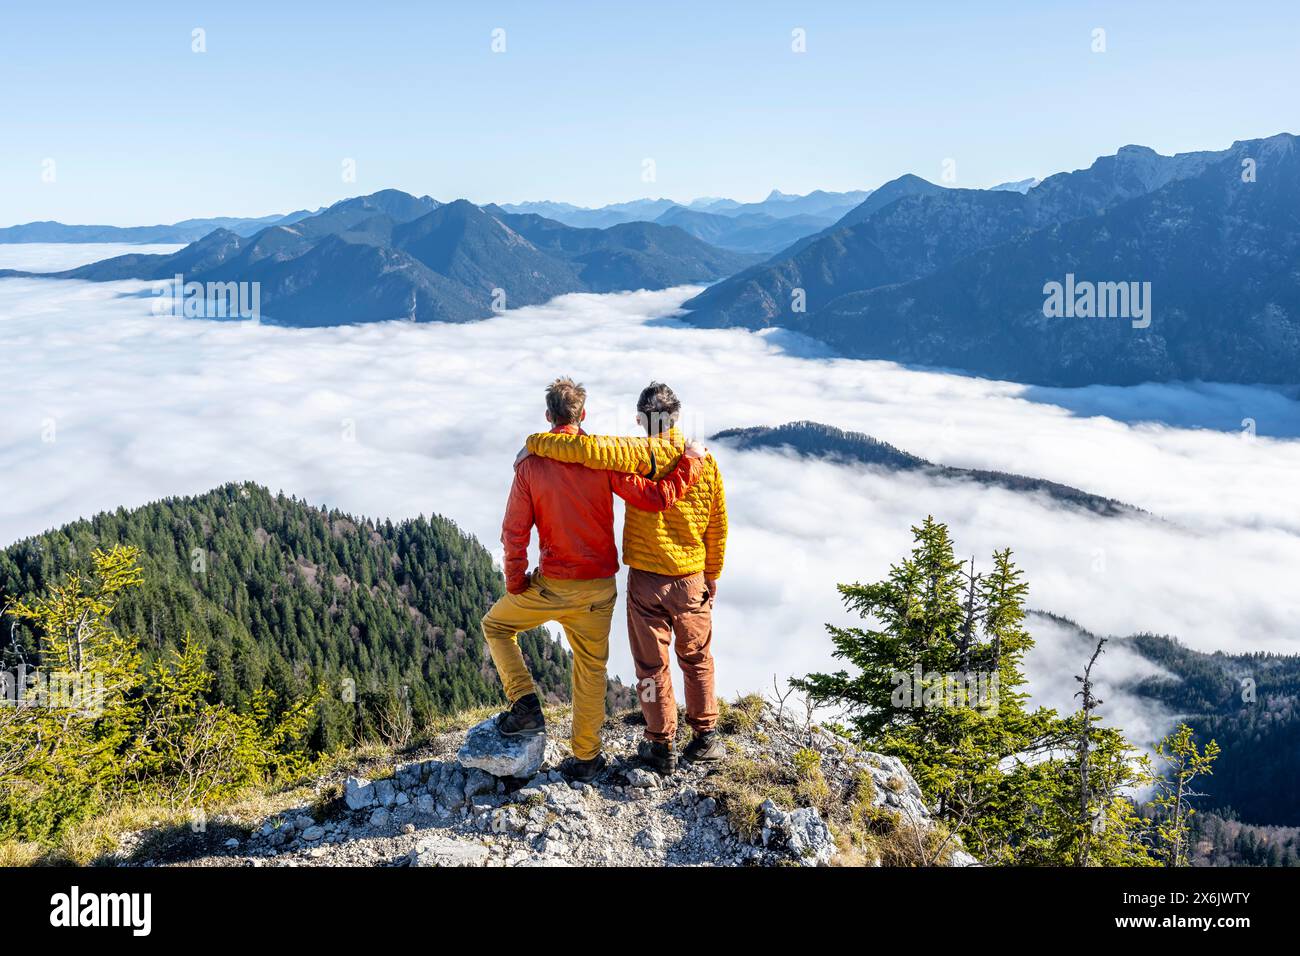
[0,242,185,273]
[2,249,1298,747]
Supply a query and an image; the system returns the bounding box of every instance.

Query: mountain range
[5,134,1298,386]
[0,188,875,254]
[683,133,1300,386]
[0,208,321,245]
[0,190,758,326]
[711,421,1139,517]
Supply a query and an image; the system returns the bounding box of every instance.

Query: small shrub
[717,694,765,735]
[792,747,821,779]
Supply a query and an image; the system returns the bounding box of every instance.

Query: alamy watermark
[153,273,261,322]
[1,666,106,717]
[50,886,151,936]
[891,665,999,713]
[1043,273,1151,329]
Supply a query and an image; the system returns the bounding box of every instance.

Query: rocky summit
[125,699,977,868]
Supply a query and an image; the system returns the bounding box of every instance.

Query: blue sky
[2,0,1296,225]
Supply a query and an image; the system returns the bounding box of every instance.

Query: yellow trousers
[481,573,617,760]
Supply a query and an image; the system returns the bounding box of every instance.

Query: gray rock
[374,778,397,808]
[436,779,465,810]
[300,825,325,842]
[344,776,376,811]
[759,800,833,866]
[457,716,547,778]
[625,768,658,789]
[512,855,572,867]
[512,783,545,803]
[541,782,585,808]
[463,767,497,800]
[543,739,567,768]
[396,762,422,790]
[538,836,567,856]
[408,835,490,868]
[369,808,391,828]
[859,755,928,810]
[634,826,665,853]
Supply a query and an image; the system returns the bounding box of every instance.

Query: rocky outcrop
[760,800,835,866]
[219,701,976,868]
[457,717,547,778]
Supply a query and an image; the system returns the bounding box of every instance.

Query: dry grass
[419,703,503,739]
[701,702,944,867]
[0,732,426,866]
[717,693,766,735]
[0,840,46,867]
[704,730,839,843]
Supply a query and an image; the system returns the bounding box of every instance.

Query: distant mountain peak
[14,192,755,326]
[989,177,1040,193]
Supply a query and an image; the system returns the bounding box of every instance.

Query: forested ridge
[1118,632,1300,828]
[0,483,591,753]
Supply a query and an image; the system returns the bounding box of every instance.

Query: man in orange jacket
[522,382,728,775]
[483,377,705,782]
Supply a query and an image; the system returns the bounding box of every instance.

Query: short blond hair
[546,377,586,425]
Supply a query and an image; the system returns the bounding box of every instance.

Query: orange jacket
[524,427,727,579]
[501,425,702,593]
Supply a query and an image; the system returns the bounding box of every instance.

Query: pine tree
[794,516,1158,865]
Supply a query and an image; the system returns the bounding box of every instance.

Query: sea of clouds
[2,243,1298,746]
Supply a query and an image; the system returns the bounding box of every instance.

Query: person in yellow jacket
[522,382,727,774]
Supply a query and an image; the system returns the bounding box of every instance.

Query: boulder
[457,716,546,778]
[435,776,467,811]
[408,835,490,868]
[759,800,834,866]
[396,762,422,790]
[857,755,931,823]
[344,776,376,811]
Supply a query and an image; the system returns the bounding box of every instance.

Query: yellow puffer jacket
[525,427,727,579]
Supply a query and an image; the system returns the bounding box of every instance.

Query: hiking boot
[559,753,607,783]
[495,693,545,737]
[682,730,725,763]
[637,738,678,775]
